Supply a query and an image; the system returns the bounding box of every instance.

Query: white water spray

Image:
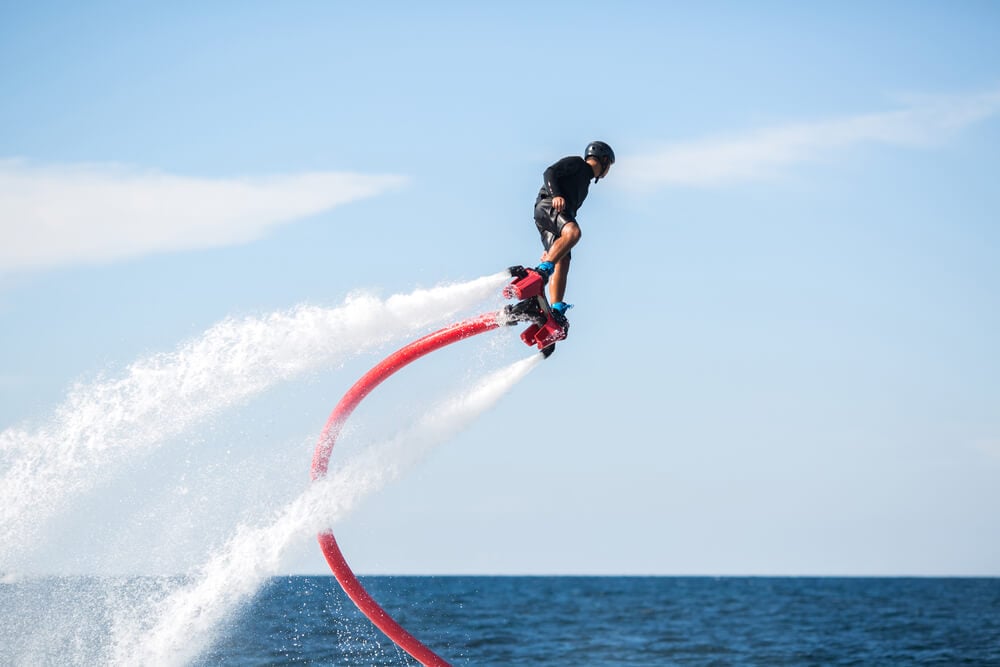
[0,272,509,569]
[111,354,542,666]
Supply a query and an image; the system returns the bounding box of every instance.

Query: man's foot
[535,261,554,278]
[550,301,572,328]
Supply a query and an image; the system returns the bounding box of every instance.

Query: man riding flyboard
[500,141,615,356]
[533,140,614,317]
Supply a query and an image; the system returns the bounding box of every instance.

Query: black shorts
[533,197,576,257]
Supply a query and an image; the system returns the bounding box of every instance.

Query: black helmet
[585,140,615,165]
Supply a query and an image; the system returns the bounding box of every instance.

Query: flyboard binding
[501,265,568,358]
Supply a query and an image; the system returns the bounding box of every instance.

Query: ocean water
[3,576,998,665]
[195,576,999,666]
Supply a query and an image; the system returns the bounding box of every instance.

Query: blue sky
[2,2,999,578]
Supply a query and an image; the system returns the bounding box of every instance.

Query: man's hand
[552,196,566,212]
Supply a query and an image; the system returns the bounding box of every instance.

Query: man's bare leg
[550,255,570,304]
[540,222,581,304]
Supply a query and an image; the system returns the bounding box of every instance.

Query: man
[533,141,615,322]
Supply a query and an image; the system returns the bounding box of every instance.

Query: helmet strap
[594,157,610,182]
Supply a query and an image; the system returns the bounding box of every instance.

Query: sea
[202,576,998,666]
[3,575,999,665]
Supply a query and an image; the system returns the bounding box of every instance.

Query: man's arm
[543,163,567,212]
[542,162,564,199]
[542,156,579,212]
[543,156,585,198]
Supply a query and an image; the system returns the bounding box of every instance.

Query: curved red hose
[311,312,502,666]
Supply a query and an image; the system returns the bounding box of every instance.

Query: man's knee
[561,222,581,245]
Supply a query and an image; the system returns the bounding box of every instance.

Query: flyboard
[310,266,566,666]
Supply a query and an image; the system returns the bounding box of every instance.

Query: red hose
[311,312,502,666]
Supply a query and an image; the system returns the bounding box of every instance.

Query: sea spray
[112,354,542,666]
[0,272,510,568]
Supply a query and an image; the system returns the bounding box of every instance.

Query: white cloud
[0,161,407,272]
[619,88,1000,189]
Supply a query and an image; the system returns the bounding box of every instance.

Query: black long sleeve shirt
[537,156,593,221]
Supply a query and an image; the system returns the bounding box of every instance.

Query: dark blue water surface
[199,576,1000,666]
